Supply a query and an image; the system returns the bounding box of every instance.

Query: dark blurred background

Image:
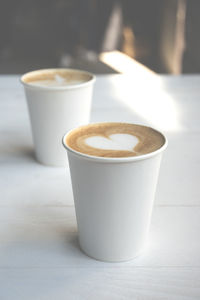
[0,0,199,74]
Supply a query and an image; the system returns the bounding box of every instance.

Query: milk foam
[65,122,166,158]
[29,74,84,87]
[85,134,139,151]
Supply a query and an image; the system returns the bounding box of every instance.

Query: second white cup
[21,68,95,167]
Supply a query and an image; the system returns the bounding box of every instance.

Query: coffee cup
[62,122,168,262]
[21,68,95,166]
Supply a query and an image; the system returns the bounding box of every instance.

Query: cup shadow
[1,144,36,164]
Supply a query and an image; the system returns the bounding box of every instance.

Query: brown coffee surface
[66,123,165,158]
[22,69,92,87]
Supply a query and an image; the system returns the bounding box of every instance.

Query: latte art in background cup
[21,68,95,166]
[23,69,91,87]
[63,122,167,262]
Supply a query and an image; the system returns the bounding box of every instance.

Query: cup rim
[62,122,168,163]
[20,68,96,90]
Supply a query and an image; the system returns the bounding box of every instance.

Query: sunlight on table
[100,51,182,132]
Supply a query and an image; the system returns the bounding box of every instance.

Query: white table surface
[0,74,200,299]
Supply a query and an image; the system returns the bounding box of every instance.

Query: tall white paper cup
[21,68,95,167]
[63,123,167,262]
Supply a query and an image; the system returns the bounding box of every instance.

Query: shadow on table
[0,141,36,165]
[0,203,95,268]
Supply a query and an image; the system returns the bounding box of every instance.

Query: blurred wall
[159,0,186,74]
[182,0,200,73]
[0,0,198,74]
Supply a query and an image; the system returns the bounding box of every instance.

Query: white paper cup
[62,123,168,262]
[21,68,95,167]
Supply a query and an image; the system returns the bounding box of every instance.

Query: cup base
[35,155,68,168]
[79,242,146,263]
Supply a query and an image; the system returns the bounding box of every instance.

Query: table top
[0,74,200,299]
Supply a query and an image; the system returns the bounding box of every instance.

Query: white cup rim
[62,122,168,163]
[20,68,96,91]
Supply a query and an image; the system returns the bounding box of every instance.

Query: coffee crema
[22,69,92,87]
[65,123,166,158]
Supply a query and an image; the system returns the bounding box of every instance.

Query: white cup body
[21,69,95,167]
[63,126,167,262]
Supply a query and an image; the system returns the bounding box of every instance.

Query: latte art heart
[85,134,139,151]
[65,122,165,158]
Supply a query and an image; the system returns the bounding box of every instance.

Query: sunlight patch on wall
[99,50,154,76]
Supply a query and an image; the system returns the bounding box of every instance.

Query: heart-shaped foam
[85,133,139,151]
